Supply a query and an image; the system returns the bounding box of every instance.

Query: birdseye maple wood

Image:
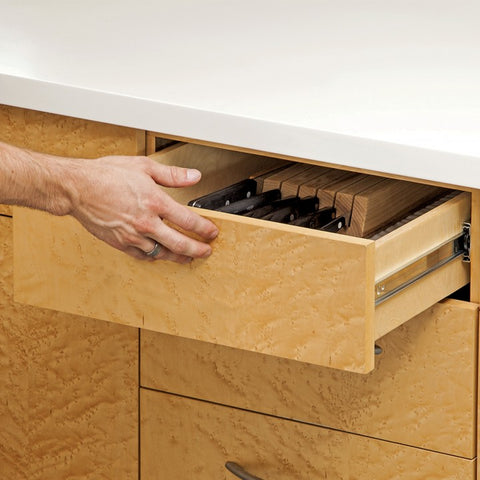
[2,104,480,479]
[140,389,476,480]
[140,299,478,458]
[0,104,140,480]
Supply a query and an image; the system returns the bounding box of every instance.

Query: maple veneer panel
[14,208,374,372]
[1,216,138,479]
[141,299,478,458]
[140,389,476,480]
[0,217,28,479]
[0,106,140,479]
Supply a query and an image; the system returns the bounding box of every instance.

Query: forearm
[0,141,76,216]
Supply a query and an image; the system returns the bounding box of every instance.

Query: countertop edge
[1,73,478,189]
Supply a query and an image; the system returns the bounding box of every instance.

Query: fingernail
[186,169,201,182]
[209,228,219,240]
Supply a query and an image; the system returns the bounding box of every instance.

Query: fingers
[149,162,202,188]
[123,245,193,264]
[145,160,218,240]
[157,192,219,241]
[149,219,214,259]
[124,234,197,264]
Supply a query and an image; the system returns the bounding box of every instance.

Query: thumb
[151,163,202,188]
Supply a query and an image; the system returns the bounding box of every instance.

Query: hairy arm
[0,141,218,263]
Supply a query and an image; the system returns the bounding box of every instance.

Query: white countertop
[1,0,479,187]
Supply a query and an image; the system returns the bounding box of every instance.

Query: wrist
[32,152,82,217]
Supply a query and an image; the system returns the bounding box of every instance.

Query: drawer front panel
[13,143,470,373]
[13,207,374,372]
[140,300,478,457]
[140,389,476,480]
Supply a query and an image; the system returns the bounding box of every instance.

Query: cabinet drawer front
[13,143,470,373]
[141,299,478,458]
[140,389,475,480]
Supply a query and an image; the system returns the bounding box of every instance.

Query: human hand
[68,155,218,263]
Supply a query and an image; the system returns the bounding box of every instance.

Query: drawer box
[140,389,476,480]
[13,143,471,373]
[140,299,478,458]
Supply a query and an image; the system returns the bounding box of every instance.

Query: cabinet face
[140,389,476,480]
[141,299,478,458]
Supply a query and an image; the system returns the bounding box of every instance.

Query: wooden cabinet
[1,104,479,478]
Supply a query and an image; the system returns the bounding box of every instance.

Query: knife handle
[244,195,298,218]
[318,216,346,232]
[217,189,281,214]
[290,206,336,228]
[188,179,258,210]
[261,196,320,223]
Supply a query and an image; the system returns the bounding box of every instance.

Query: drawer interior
[13,142,471,374]
[154,143,450,241]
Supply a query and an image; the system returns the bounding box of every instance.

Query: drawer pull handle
[225,461,264,480]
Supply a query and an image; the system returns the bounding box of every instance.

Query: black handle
[225,461,264,480]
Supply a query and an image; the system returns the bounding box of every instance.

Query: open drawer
[12,143,471,373]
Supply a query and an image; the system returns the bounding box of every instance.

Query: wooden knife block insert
[186,161,449,239]
[198,160,446,239]
[256,163,447,238]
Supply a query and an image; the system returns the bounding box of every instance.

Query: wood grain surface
[0,105,140,479]
[347,178,445,237]
[276,164,319,197]
[297,168,356,200]
[140,388,476,480]
[261,163,316,192]
[140,299,478,458]
[14,207,375,372]
[334,175,385,225]
[1,216,138,479]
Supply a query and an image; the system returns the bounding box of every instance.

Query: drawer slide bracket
[375,223,471,305]
[462,222,471,263]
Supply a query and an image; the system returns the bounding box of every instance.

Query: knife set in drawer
[188,163,448,238]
